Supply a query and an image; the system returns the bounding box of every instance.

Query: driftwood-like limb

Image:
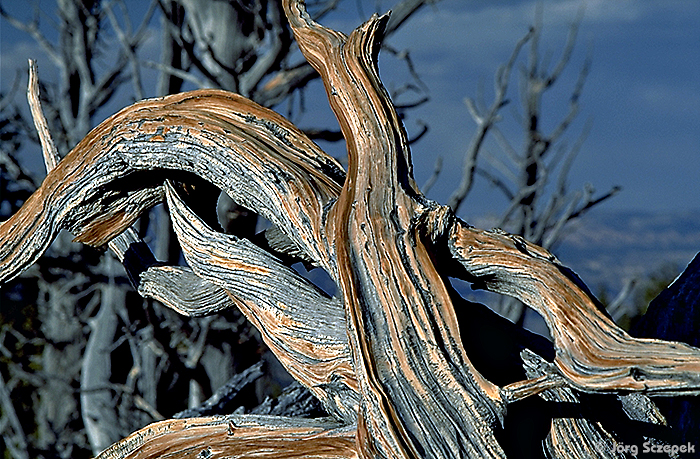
[27,59,59,170]
[95,415,358,459]
[138,265,235,317]
[447,220,700,395]
[3,1,700,457]
[81,259,122,454]
[164,181,359,423]
[25,58,161,454]
[0,89,343,284]
[520,350,623,459]
[284,3,506,457]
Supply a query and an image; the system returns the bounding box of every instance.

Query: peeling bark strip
[2,0,700,457]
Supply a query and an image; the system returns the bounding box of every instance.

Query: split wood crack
[1,1,698,457]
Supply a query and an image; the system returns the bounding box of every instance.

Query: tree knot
[413,202,454,244]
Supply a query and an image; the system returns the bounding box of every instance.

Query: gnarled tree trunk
[1,1,699,457]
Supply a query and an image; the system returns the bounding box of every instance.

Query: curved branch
[285,2,505,457]
[138,265,235,317]
[447,219,700,396]
[164,182,358,422]
[95,415,358,459]
[0,89,344,283]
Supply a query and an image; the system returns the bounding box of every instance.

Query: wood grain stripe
[0,90,343,283]
[283,2,506,457]
[95,415,358,459]
[447,219,700,395]
[164,182,358,422]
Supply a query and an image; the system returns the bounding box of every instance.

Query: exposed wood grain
[95,415,358,459]
[138,265,235,317]
[446,219,700,396]
[0,89,343,284]
[284,2,505,457]
[27,59,59,171]
[164,181,358,423]
[2,1,700,457]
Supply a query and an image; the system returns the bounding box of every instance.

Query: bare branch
[143,60,208,88]
[447,27,533,212]
[474,167,515,201]
[0,3,61,65]
[543,5,585,89]
[0,372,29,459]
[27,59,59,170]
[421,154,442,194]
[607,278,638,322]
[0,69,22,112]
[104,0,159,100]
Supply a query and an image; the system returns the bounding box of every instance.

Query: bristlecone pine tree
[2,1,700,457]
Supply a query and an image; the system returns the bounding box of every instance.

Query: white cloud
[546,0,644,24]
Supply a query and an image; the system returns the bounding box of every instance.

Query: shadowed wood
[164,181,359,423]
[1,1,699,457]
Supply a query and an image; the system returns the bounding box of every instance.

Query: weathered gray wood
[284,4,505,457]
[518,350,623,459]
[81,259,122,454]
[95,415,357,459]
[446,220,700,396]
[173,361,265,419]
[0,89,343,284]
[138,265,235,317]
[2,1,700,457]
[164,181,358,422]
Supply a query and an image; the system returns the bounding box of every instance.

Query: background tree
[0,1,435,457]
[440,7,618,323]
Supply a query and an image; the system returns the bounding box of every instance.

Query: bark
[1,1,699,457]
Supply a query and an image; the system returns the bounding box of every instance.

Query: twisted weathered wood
[447,221,700,396]
[95,415,358,459]
[0,89,343,284]
[164,181,359,422]
[284,3,504,458]
[2,1,700,457]
[138,265,235,317]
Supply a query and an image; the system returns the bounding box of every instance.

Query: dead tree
[2,1,700,457]
[446,9,620,323]
[0,2,162,453]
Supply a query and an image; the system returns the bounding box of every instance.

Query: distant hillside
[555,210,700,300]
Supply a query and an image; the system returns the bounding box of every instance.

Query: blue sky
[1,0,699,221]
[322,0,700,220]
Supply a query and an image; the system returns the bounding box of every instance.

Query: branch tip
[26,59,59,172]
